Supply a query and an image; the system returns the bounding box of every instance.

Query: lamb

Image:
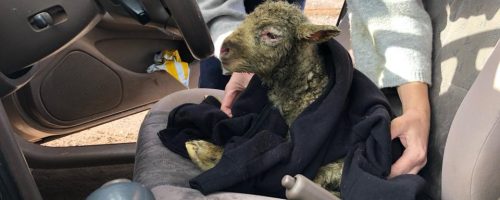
[219,1,337,125]
[186,1,343,195]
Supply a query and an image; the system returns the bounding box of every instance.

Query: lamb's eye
[260,27,283,46]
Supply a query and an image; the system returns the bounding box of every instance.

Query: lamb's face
[219,2,340,77]
[219,2,306,76]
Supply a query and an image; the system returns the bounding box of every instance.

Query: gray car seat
[133,0,500,199]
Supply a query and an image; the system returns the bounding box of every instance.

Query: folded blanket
[158,39,425,199]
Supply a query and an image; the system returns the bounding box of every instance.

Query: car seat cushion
[150,184,281,200]
[133,89,224,189]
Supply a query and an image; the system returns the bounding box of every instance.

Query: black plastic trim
[0,103,42,200]
[19,138,136,169]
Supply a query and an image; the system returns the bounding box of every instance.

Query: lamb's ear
[297,24,340,43]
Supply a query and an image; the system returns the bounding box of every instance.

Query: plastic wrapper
[147,50,190,88]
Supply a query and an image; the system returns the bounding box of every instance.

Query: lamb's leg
[185,140,223,171]
[313,160,344,197]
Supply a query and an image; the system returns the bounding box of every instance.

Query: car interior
[0,0,498,199]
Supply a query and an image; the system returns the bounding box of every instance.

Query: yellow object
[162,50,190,88]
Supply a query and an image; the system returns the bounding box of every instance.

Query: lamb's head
[219,1,340,78]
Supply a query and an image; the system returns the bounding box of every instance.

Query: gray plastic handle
[282,174,341,200]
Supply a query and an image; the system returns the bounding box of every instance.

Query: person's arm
[347,0,433,177]
[389,82,430,177]
[348,0,433,88]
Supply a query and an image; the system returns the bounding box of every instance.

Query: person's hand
[389,82,430,178]
[220,72,254,117]
[389,108,429,178]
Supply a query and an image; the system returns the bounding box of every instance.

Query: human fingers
[389,114,428,178]
[220,90,241,117]
[390,116,405,140]
[389,146,426,178]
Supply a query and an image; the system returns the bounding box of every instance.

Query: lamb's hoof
[185,140,223,171]
[313,159,344,196]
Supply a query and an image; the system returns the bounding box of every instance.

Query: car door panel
[5,21,199,141]
[0,0,102,75]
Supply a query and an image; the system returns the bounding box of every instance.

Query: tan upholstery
[418,0,500,198]
[441,41,500,200]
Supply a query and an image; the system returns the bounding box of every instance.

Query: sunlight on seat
[438,57,458,95]
[477,47,495,71]
[493,58,500,92]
